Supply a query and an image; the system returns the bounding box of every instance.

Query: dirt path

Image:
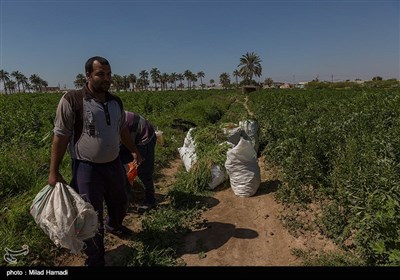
[178,156,337,266]
[243,95,254,117]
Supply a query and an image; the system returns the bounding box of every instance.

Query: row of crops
[1,87,398,266]
[248,88,400,265]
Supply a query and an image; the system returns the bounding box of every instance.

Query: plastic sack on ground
[178,128,198,171]
[183,127,196,149]
[221,123,243,146]
[208,141,234,189]
[178,146,197,172]
[239,119,260,153]
[208,164,228,190]
[225,138,261,197]
[30,182,98,254]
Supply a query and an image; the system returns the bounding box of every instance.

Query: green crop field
[1,87,399,266]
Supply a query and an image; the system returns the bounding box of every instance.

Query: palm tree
[197,71,205,88]
[233,69,240,87]
[150,68,160,91]
[169,72,177,90]
[177,74,184,90]
[122,75,130,91]
[128,74,137,91]
[138,70,149,91]
[190,73,197,89]
[20,75,29,92]
[29,74,41,92]
[39,79,48,92]
[11,71,24,93]
[219,72,231,89]
[6,80,16,94]
[184,70,193,90]
[238,52,262,85]
[112,74,123,92]
[160,73,169,91]
[0,69,10,94]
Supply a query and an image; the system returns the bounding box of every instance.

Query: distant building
[44,86,61,93]
[280,83,291,89]
[295,82,308,89]
[242,85,259,93]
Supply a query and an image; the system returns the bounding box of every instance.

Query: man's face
[87,60,112,93]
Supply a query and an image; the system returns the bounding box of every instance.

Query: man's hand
[48,172,66,187]
[132,152,143,166]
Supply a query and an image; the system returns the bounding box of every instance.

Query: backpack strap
[68,89,124,144]
[73,92,83,144]
[62,89,84,144]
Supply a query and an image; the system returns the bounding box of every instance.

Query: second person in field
[120,111,157,209]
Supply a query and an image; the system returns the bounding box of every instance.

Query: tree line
[75,52,262,91]
[1,52,263,93]
[0,70,48,94]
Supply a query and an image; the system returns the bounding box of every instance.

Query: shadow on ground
[177,221,258,256]
[252,179,281,197]
[105,244,132,266]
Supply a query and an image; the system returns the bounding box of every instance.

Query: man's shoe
[145,197,158,207]
[136,201,158,214]
[105,224,133,239]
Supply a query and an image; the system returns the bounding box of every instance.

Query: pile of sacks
[178,120,261,197]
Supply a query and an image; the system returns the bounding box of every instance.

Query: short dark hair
[85,56,110,74]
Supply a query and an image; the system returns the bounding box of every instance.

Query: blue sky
[0,0,399,89]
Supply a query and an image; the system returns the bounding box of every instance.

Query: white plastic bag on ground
[208,141,234,189]
[225,138,261,197]
[208,165,228,189]
[178,128,198,171]
[183,128,196,149]
[30,182,98,254]
[178,146,197,172]
[222,124,243,146]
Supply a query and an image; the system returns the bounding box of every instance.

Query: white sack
[30,182,98,254]
[208,141,235,189]
[208,165,228,189]
[239,119,260,153]
[222,125,243,146]
[178,146,197,172]
[178,128,198,171]
[225,138,261,197]
[183,128,196,149]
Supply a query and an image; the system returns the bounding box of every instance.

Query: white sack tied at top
[178,128,197,172]
[225,137,261,197]
[30,182,99,254]
[239,119,260,153]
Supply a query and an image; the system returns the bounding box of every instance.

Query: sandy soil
[177,157,338,266]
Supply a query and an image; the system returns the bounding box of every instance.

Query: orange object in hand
[127,161,138,185]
